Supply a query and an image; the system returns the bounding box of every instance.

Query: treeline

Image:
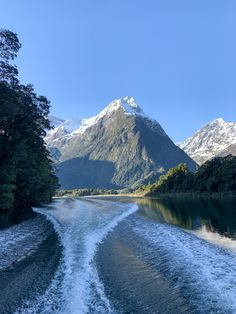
[56,188,118,197]
[0,29,58,216]
[138,155,236,195]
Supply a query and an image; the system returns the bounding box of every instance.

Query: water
[96,197,236,314]
[0,197,236,313]
[13,198,138,314]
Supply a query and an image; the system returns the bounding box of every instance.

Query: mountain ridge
[46,97,196,189]
[177,118,236,164]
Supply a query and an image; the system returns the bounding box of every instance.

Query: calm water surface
[137,197,236,243]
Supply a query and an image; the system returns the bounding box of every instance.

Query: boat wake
[3,198,236,314]
[15,198,138,314]
[131,216,236,313]
[0,215,52,271]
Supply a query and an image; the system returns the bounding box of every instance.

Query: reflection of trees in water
[137,198,236,239]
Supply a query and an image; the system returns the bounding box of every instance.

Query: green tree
[0,29,58,214]
[0,29,21,84]
[194,155,236,192]
[144,163,193,194]
[143,156,236,196]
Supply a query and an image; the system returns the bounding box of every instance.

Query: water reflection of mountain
[137,197,236,239]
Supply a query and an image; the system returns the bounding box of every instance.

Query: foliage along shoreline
[137,155,236,197]
[0,29,58,228]
[55,155,236,199]
[54,190,236,199]
[55,188,119,198]
[134,191,236,199]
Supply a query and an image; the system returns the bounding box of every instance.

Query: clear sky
[1,0,236,141]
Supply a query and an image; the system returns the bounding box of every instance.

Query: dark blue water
[0,197,236,313]
[96,197,236,313]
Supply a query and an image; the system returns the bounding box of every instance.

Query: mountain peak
[104,96,145,116]
[49,115,65,128]
[209,118,225,125]
[177,117,236,165]
[72,96,147,135]
[121,96,145,115]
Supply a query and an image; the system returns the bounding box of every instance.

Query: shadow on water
[0,209,34,230]
[136,197,236,238]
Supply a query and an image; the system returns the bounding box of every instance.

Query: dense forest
[56,188,119,197]
[138,155,236,195]
[0,29,58,219]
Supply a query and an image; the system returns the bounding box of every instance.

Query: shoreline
[142,191,236,199]
[54,191,236,200]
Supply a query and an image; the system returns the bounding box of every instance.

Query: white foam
[67,201,138,313]
[0,215,50,270]
[133,218,236,313]
[16,199,138,314]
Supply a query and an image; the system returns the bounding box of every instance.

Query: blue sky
[1,0,236,141]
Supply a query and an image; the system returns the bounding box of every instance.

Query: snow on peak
[209,117,225,125]
[72,96,146,135]
[62,118,82,133]
[45,117,82,145]
[48,116,81,132]
[216,117,225,123]
[177,117,236,164]
[44,97,169,152]
[121,96,145,115]
[98,96,145,117]
[46,97,159,142]
[49,116,65,128]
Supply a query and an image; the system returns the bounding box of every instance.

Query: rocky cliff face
[46,97,196,189]
[177,118,236,165]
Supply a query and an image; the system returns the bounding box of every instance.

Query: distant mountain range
[177,118,236,165]
[46,97,196,189]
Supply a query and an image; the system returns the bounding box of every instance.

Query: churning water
[1,197,236,314]
[14,198,138,314]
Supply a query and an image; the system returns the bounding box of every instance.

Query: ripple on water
[3,198,236,314]
[96,214,236,314]
[0,213,62,314]
[15,199,138,314]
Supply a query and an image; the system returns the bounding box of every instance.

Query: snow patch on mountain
[49,116,65,128]
[177,118,236,164]
[45,117,82,145]
[45,96,163,145]
[58,96,153,136]
[72,96,146,135]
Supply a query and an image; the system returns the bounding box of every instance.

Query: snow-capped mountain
[177,118,236,165]
[49,116,65,128]
[45,117,82,146]
[48,97,147,135]
[46,96,196,189]
[72,96,148,135]
[45,97,159,146]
